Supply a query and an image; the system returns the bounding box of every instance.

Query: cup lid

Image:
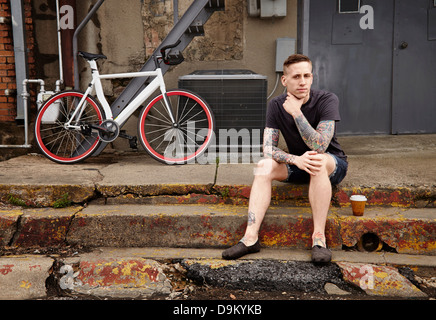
[350,195,367,201]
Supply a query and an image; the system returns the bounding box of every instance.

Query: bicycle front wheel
[35,90,105,164]
[138,89,215,164]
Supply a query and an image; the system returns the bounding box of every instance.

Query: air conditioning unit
[178,70,267,152]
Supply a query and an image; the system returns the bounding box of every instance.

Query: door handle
[400,41,408,49]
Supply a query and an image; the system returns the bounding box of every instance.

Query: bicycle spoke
[179,129,199,153]
[36,91,103,163]
[175,95,180,123]
[179,109,207,127]
[158,99,174,123]
[178,102,198,125]
[146,122,172,128]
[145,126,172,136]
[140,91,213,164]
[178,97,190,123]
[146,112,172,125]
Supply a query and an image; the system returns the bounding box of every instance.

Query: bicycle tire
[35,90,105,164]
[138,89,215,164]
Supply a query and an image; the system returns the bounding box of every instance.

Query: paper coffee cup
[350,195,367,216]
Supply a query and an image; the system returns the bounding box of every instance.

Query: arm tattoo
[294,116,335,153]
[263,127,296,164]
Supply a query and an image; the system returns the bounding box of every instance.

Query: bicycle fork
[156,67,177,126]
[162,93,177,124]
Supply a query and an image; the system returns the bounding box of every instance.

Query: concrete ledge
[337,208,436,254]
[63,204,435,255]
[0,184,96,207]
[2,204,434,255]
[1,207,82,248]
[0,151,435,209]
[62,256,172,298]
[1,182,434,209]
[0,208,21,246]
[0,255,53,300]
[1,248,434,299]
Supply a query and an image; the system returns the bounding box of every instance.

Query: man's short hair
[283,54,312,73]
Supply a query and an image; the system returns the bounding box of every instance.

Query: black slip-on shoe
[311,245,332,264]
[222,240,261,260]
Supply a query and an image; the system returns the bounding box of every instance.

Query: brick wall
[0,0,35,122]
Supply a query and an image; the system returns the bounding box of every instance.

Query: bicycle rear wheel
[35,90,105,164]
[138,89,215,164]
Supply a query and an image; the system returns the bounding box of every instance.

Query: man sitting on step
[222,54,348,263]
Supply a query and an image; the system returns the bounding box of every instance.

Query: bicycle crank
[89,119,120,143]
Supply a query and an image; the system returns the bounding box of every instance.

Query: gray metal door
[392,0,436,134]
[305,0,436,134]
[308,0,394,134]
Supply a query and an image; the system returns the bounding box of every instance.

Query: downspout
[0,0,31,148]
[73,0,105,91]
[10,0,28,122]
[59,0,77,88]
[1,2,64,149]
[56,0,64,85]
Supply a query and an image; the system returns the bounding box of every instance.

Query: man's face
[281,61,313,101]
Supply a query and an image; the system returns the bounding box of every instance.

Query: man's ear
[281,74,287,87]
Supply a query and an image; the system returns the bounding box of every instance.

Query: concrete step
[1,247,434,300]
[1,178,434,208]
[1,152,435,209]
[1,204,434,256]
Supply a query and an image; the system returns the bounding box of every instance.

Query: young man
[222,54,348,263]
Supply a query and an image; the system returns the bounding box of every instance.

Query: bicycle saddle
[78,51,107,61]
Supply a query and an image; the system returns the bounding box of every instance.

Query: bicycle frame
[66,59,175,129]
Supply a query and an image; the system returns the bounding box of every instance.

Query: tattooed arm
[263,127,296,164]
[263,126,324,176]
[282,92,335,153]
[294,116,335,153]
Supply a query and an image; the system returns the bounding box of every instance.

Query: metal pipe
[73,0,105,90]
[56,0,64,84]
[10,0,28,121]
[55,80,63,92]
[0,79,45,149]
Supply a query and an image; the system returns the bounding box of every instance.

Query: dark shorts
[281,153,348,185]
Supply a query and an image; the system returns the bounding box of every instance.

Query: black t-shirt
[266,90,347,162]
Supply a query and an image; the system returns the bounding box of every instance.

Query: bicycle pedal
[119,131,138,150]
[129,136,138,150]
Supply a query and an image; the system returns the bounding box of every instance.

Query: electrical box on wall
[261,0,286,18]
[247,0,287,18]
[247,0,260,17]
[275,38,296,72]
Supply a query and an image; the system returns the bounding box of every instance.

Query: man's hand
[283,92,305,118]
[294,151,323,175]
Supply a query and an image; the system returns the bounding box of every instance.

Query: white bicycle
[35,41,215,165]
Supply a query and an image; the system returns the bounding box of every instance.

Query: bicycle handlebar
[159,40,184,66]
[160,40,181,56]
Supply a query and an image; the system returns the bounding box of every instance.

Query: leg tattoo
[312,231,326,248]
[247,210,256,226]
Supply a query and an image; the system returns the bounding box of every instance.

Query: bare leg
[309,154,336,247]
[241,159,288,246]
[222,155,336,261]
[222,159,288,259]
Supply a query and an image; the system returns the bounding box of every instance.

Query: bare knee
[253,158,287,181]
[312,154,335,177]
